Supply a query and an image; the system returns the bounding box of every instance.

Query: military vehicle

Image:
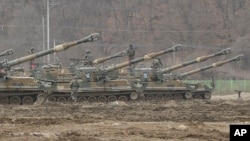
[120,48,231,88]
[0,49,14,57]
[0,33,99,105]
[36,44,182,103]
[117,48,230,100]
[138,54,243,101]
[120,48,230,80]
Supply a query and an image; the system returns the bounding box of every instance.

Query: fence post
[230,79,233,93]
[244,79,247,91]
[217,80,220,94]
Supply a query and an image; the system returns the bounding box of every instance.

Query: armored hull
[142,81,211,101]
[44,79,136,103]
[0,76,43,104]
[119,48,243,101]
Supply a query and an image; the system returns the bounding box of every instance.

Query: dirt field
[0,93,250,141]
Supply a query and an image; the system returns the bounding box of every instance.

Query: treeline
[0,0,249,79]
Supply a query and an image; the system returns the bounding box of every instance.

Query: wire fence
[184,80,250,94]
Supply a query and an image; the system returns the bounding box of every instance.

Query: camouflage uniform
[127,44,135,61]
[151,58,163,69]
[29,47,36,70]
[127,44,136,68]
[70,76,80,102]
[83,50,94,67]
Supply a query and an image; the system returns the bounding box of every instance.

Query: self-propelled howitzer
[39,44,182,103]
[139,55,243,101]
[0,33,99,105]
[39,44,182,83]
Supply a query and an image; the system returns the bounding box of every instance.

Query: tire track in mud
[0,99,250,141]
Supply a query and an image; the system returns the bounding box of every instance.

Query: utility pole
[53,39,56,63]
[47,0,60,64]
[42,15,45,64]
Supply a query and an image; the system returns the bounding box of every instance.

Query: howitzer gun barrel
[1,33,99,69]
[104,44,182,72]
[179,54,243,78]
[0,49,14,57]
[161,48,231,73]
[93,51,126,64]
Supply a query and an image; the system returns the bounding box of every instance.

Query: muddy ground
[0,93,250,141]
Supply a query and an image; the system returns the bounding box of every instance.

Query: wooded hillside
[0,0,249,79]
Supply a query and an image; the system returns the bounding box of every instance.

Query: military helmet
[85,50,91,54]
[129,44,133,49]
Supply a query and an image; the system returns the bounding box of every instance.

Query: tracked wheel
[98,96,107,103]
[184,91,193,100]
[155,95,164,101]
[22,96,34,105]
[173,94,183,101]
[10,96,21,105]
[88,96,97,103]
[48,96,57,102]
[193,95,202,99]
[68,97,75,103]
[145,94,155,101]
[204,92,211,99]
[78,97,88,103]
[57,97,67,103]
[165,95,173,101]
[108,96,117,102]
[118,96,128,102]
[130,92,139,101]
[0,96,9,104]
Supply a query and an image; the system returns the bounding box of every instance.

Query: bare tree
[176,0,194,43]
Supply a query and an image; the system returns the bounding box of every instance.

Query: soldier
[126,44,136,61]
[29,47,36,70]
[235,90,243,100]
[127,44,136,68]
[70,76,80,102]
[151,58,163,69]
[83,50,94,67]
[29,47,35,55]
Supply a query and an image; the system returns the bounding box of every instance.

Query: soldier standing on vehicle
[70,76,80,102]
[29,47,36,70]
[126,44,135,61]
[83,50,94,67]
[151,58,163,69]
[127,44,136,68]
